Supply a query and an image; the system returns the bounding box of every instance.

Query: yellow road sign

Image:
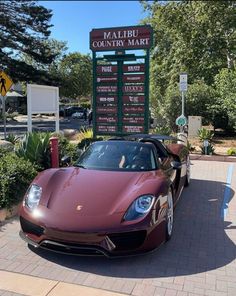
[0,71,13,96]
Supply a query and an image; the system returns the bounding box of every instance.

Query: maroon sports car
[19,134,190,257]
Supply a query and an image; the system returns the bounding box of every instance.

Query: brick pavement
[0,160,235,296]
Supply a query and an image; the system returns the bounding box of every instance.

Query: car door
[152,142,180,204]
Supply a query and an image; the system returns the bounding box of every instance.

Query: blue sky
[40,1,148,55]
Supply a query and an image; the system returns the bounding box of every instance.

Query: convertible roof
[108,134,184,143]
[125,134,182,142]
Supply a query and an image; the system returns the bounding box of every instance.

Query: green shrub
[212,110,229,130]
[77,127,93,142]
[152,125,172,136]
[187,141,195,152]
[77,138,99,150]
[227,148,236,156]
[198,128,214,141]
[198,128,215,155]
[16,132,51,170]
[0,140,14,152]
[0,148,6,158]
[200,143,215,155]
[0,153,37,209]
[0,147,12,159]
[6,134,20,145]
[80,101,91,109]
[57,134,79,165]
[77,128,103,151]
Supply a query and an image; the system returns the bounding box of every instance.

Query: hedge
[0,150,37,209]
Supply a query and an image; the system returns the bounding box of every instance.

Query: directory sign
[91,25,152,136]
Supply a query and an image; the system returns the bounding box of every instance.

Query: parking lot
[0,160,235,296]
[0,116,89,137]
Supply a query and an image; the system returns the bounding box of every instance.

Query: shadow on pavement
[29,178,236,278]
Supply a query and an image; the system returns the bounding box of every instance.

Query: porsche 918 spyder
[19,134,190,257]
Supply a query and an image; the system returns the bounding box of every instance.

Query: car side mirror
[171,161,182,170]
[61,155,71,167]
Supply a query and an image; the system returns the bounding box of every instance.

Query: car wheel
[184,156,190,187]
[166,189,174,241]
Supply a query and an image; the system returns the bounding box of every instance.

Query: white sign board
[27,84,59,132]
[179,73,188,92]
[188,116,202,137]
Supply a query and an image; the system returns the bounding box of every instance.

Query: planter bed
[0,203,21,222]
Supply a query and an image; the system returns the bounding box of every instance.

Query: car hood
[39,167,165,213]
[33,167,166,231]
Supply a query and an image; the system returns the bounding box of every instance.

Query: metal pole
[92,51,97,138]
[181,91,184,116]
[145,50,150,133]
[117,59,123,135]
[180,91,185,133]
[1,95,6,140]
[27,84,32,132]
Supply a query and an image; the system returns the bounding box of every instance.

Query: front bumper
[19,216,156,257]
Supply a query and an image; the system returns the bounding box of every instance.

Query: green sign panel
[90,25,153,137]
[176,115,187,126]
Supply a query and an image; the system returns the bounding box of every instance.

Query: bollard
[49,137,59,168]
[177,132,188,146]
[203,140,209,155]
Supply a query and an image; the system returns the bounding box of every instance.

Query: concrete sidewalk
[0,270,126,296]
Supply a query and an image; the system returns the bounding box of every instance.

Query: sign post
[90,25,153,137]
[2,95,6,139]
[177,73,188,132]
[0,71,13,139]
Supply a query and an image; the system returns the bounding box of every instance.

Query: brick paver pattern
[0,161,235,296]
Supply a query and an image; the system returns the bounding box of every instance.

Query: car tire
[166,189,174,241]
[184,156,190,187]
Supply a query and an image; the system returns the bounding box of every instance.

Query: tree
[21,39,68,72]
[0,0,57,83]
[21,38,68,87]
[141,1,236,131]
[58,53,92,99]
[213,69,236,130]
[145,1,236,93]
[157,81,216,131]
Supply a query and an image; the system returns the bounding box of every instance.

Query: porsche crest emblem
[76,205,83,211]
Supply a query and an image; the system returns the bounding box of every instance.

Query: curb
[0,270,126,296]
[190,154,236,162]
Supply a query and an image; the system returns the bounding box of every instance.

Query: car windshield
[76,141,157,171]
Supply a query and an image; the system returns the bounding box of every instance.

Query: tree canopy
[58,53,92,99]
[142,0,236,131]
[0,0,57,83]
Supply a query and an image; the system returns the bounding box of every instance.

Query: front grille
[20,217,44,237]
[108,230,146,251]
[40,240,105,256]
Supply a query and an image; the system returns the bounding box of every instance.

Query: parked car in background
[72,110,84,119]
[59,107,65,117]
[64,106,84,117]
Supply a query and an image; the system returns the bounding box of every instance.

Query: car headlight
[24,184,42,210]
[124,195,155,221]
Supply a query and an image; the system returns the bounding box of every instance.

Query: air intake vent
[108,230,146,251]
[20,217,44,237]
